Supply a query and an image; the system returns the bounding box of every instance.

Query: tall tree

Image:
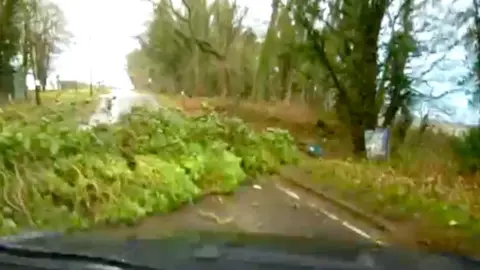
[29,0,71,92]
[0,0,22,102]
[292,0,391,155]
[458,0,480,119]
[129,0,467,156]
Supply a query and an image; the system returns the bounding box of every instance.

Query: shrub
[454,127,480,174]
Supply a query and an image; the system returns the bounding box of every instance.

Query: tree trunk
[0,72,14,105]
[41,76,47,91]
[220,60,230,98]
[283,71,293,104]
[30,64,42,106]
[382,99,401,128]
[350,121,367,156]
[35,85,41,105]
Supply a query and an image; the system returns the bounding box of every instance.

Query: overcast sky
[51,0,477,124]
[51,0,269,88]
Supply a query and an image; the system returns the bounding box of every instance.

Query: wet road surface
[93,176,388,246]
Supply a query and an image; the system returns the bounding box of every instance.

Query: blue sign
[365,128,390,160]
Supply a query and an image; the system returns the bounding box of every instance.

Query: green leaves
[454,127,480,174]
[0,106,300,234]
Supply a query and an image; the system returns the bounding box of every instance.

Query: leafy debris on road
[197,210,234,225]
[253,185,262,190]
[0,106,300,234]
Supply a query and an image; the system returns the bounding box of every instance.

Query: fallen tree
[0,105,300,233]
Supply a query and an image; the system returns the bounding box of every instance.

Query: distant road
[84,88,158,127]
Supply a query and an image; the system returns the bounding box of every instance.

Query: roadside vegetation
[127,0,480,255]
[0,102,299,233]
[8,89,106,123]
[3,0,480,257]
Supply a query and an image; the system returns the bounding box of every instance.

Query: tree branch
[167,0,225,60]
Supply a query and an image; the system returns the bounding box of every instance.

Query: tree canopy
[127,0,480,156]
[0,0,71,104]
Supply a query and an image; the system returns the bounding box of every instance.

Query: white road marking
[275,184,300,200]
[341,221,371,239]
[376,240,386,246]
[314,206,339,221]
[274,183,385,244]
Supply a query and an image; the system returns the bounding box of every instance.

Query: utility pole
[88,34,93,97]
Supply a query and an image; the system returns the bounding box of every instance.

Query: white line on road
[275,184,300,200]
[341,221,371,239]
[310,204,338,221]
[274,183,382,244]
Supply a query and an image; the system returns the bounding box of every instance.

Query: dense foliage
[454,128,480,174]
[0,106,299,234]
[0,0,70,104]
[129,0,475,157]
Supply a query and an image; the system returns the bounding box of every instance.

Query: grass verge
[5,88,105,125]
[300,156,480,255]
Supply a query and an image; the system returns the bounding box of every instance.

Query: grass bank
[5,88,106,125]
[301,157,480,254]
[300,128,480,255]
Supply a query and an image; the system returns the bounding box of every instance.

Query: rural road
[88,88,387,247]
[94,176,388,247]
[87,88,159,126]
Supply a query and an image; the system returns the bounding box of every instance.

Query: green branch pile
[0,106,300,234]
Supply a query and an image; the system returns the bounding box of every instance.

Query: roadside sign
[365,128,390,160]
